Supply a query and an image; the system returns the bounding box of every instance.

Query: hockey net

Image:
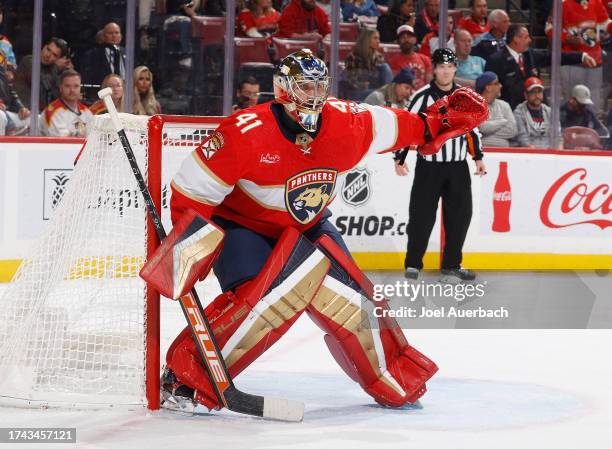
[0,114,221,410]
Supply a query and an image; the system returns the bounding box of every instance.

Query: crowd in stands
[0,0,610,149]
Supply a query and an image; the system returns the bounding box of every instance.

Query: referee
[395,48,486,283]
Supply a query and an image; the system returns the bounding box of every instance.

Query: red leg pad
[309,235,438,407]
[166,228,330,409]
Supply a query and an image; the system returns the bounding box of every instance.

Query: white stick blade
[263,397,305,422]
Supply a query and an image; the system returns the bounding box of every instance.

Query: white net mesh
[0,114,218,409]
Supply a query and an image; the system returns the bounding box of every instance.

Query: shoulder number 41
[236,113,262,134]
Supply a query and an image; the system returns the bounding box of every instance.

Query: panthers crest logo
[285,169,337,224]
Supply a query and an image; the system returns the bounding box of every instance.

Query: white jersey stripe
[231,171,347,213]
[237,179,286,211]
[173,152,234,205]
[362,104,399,154]
[171,181,217,206]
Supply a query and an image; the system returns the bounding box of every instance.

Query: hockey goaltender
[140,49,488,412]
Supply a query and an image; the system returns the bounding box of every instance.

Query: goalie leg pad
[307,235,439,407]
[140,209,224,299]
[166,227,330,409]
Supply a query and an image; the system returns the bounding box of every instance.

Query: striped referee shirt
[408,81,483,162]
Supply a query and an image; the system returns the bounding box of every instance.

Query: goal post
[144,114,223,409]
[0,113,223,410]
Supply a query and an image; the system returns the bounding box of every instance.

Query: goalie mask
[273,49,330,133]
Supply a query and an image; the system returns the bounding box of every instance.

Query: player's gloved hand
[418,87,489,155]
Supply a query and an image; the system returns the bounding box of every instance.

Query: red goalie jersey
[170,99,427,238]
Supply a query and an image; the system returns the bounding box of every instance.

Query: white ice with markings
[0,281,610,449]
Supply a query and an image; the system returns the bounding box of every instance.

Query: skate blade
[373,399,423,410]
[160,391,196,416]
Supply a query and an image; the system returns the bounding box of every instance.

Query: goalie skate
[160,367,197,415]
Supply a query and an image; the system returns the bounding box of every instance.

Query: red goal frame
[145,115,223,409]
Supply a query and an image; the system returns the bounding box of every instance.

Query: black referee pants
[405,158,473,270]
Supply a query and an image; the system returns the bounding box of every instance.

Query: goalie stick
[98,88,304,422]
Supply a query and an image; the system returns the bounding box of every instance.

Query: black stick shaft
[110,124,232,408]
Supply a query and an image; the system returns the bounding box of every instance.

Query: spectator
[513,77,554,148]
[419,15,455,58]
[40,69,92,137]
[238,0,281,37]
[388,25,432,90]
[203,0,226,16]
[81,22,127,86]
[233,76,260,112]
[55,53,74,72]
[160,1,198,69]
[278,0,331,39]
[363,67,414,108]
[341,29,392,100]
[342,0,380,22]
[471,9,510,59]
[560,84,607,136]
[316,0,342,20]
[377,0,416,43]
[88,74,125,115]
[546,0,612,111]
[475,71,517,147]
[138,0,156,51]
[133,65,161,115]
[454,28,485,87]
[457,0,489,38]
[0,4,16,68]
[13,37,69,109]
[485,24,596,110]
[414,0,439,42]
[94,30,105,46]
[0,51,30,135]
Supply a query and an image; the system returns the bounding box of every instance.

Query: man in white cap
[560,84,607,136]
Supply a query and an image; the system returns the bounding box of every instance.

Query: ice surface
[0,280,611,449]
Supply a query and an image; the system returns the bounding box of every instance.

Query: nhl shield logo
[342,168,371,207]
[285,169,337,224]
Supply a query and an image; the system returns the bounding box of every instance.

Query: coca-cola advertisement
[476,152,612,254]
[540,168,611,230]
[492,161,511,232]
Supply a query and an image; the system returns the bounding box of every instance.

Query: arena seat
[378,43,402,61]
[339,22,360,41]
[235,37,272,65]
[272,37,320,59]
[323,41,355,63]
[563,126,604,150]
[191,16,225,45]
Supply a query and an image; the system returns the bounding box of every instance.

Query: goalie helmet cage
[0,114,222,410]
